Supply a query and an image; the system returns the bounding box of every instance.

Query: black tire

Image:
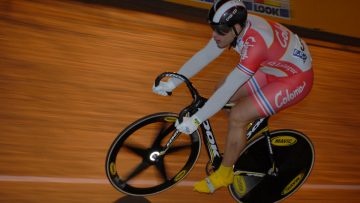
[105,112,201,196]
[229,130,315,203]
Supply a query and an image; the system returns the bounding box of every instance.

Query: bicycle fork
[158,130,182,158]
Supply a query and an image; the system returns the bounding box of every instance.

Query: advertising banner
[243,0,291,19]
[165,0,291,19]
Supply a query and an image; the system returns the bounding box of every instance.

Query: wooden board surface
[0,1,359,202]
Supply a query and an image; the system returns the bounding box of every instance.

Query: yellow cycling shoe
[193,164,233,193]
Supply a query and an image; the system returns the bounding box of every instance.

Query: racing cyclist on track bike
[153,0,313,194]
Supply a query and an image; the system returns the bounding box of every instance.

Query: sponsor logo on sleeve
[274,24,289,48]
[240,37,256,61]
[293,48,308,63]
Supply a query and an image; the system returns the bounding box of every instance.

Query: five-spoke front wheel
[105,112,201,196]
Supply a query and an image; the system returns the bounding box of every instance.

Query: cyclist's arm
[191,33,266,123]
[170,38,225,87]
[194,68,251,121]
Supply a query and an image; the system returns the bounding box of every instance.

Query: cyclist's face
[210,24,241,48]
[211,28,236,48]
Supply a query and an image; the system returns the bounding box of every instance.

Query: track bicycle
[105,72,315,202]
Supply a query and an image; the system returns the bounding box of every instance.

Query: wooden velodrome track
[0,1,359,202]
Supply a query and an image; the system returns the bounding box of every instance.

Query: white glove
[175,115,202,134]
[152,80,176,96]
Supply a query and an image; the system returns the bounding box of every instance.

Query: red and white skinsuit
[172,14,313,121]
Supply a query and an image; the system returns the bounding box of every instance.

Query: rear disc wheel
[229,130,315,202]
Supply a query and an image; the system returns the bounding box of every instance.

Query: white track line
[0,175,359,190]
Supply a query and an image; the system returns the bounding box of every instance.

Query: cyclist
[153,0,313,194]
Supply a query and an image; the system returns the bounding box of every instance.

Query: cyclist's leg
[194,72,270,193]
[214,71,270,168]
[222,69,275,165]
[194,67,313,193]
[225,68,313,166]
[222,96,261,166]
[194,73,266,193]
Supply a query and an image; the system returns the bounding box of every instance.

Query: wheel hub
[149,151,160,162]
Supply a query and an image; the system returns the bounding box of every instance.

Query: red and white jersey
[173,14,314,121]
[234,14,312,78]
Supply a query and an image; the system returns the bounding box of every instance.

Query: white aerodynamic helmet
[208,0,248,35]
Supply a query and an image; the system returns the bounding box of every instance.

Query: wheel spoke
[167,143,192,154]
[123,143,147,158]
[151,122,175,148]
[155,159,168,181]
[124,160,150,182]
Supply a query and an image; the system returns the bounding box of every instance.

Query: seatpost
[264,130,278,176]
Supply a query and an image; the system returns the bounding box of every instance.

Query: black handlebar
[154,72,206,123]
[155,72,200,100]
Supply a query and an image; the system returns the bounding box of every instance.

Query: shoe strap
[205,178,215,193]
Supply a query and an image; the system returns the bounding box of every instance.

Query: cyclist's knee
[228,102,260,128]
[228,110,249,128]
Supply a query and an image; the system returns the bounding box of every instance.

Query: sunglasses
[209,22,233,35]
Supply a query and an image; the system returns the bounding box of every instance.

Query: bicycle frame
[199,119,223,171]
[199,115,278,176]
[155,72,278,175]
[106,72,314,200]
[245,117,278,176]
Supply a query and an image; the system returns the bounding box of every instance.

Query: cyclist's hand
[152,80,176,96]
[175,115,201,134]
